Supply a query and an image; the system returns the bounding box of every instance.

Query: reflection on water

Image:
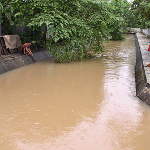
[0,35,150,150]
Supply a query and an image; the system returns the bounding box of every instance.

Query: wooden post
[0,36,7,55]
[0,23,2,36]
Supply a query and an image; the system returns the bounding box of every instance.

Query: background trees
[107,0,131,40]
[131,0,150,28]
[1,0,146,62]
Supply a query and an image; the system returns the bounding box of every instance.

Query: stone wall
[141,29,150,37]
[0,50,53,75]
[135,33,150,105]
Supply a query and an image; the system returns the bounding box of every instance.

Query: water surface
[0,34,150,150]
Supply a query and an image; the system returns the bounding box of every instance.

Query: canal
[0,34,150,150]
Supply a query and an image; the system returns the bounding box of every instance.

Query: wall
[0,50,53,75]
[141,29,150,37]
[135,33,150,105]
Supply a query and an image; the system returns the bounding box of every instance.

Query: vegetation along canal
[0,34,150,150]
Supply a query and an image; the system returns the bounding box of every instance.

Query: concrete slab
[136,33,150,84]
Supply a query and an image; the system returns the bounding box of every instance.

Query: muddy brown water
[0,34,150,150]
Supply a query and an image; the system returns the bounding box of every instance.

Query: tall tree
[132,0,150,28]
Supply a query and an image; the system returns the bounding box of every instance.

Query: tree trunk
[0,36,8,55]
[0,13,2,36]
[0,23,2,36]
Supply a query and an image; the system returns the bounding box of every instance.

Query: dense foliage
[27,0,109,62]
[130,0,150,28]
[0,0,132,62]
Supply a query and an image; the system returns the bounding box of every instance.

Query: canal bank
[135,32,150,104]
[0,50,53,74]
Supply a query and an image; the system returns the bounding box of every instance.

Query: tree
[0,0,133,62]
[107,0,131,40]
[131,0,150,28]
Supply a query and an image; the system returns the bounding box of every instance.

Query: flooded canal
[0,34,150,150]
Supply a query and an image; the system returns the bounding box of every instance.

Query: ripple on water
[0,35,150,150]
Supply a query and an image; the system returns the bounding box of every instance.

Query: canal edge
[135,33,150,105]
[0,50,53,75]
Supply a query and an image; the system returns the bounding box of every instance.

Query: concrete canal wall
[135,32,150,105]
[0,50,53,74]
[141,29,150,37]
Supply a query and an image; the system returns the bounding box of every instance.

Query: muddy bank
[135,33,150,105]
[0,50,53,74]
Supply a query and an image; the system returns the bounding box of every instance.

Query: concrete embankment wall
[135,33,150,105]
[0,50,53,75]
[141,29,150,37]
[130,28,150,37]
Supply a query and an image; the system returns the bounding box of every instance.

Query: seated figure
[22,43,33,56]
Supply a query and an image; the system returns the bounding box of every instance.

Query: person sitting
[22,43,33,56]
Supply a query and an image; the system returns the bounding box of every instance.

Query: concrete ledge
[135,33,150,104]
[0,50,53,74]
